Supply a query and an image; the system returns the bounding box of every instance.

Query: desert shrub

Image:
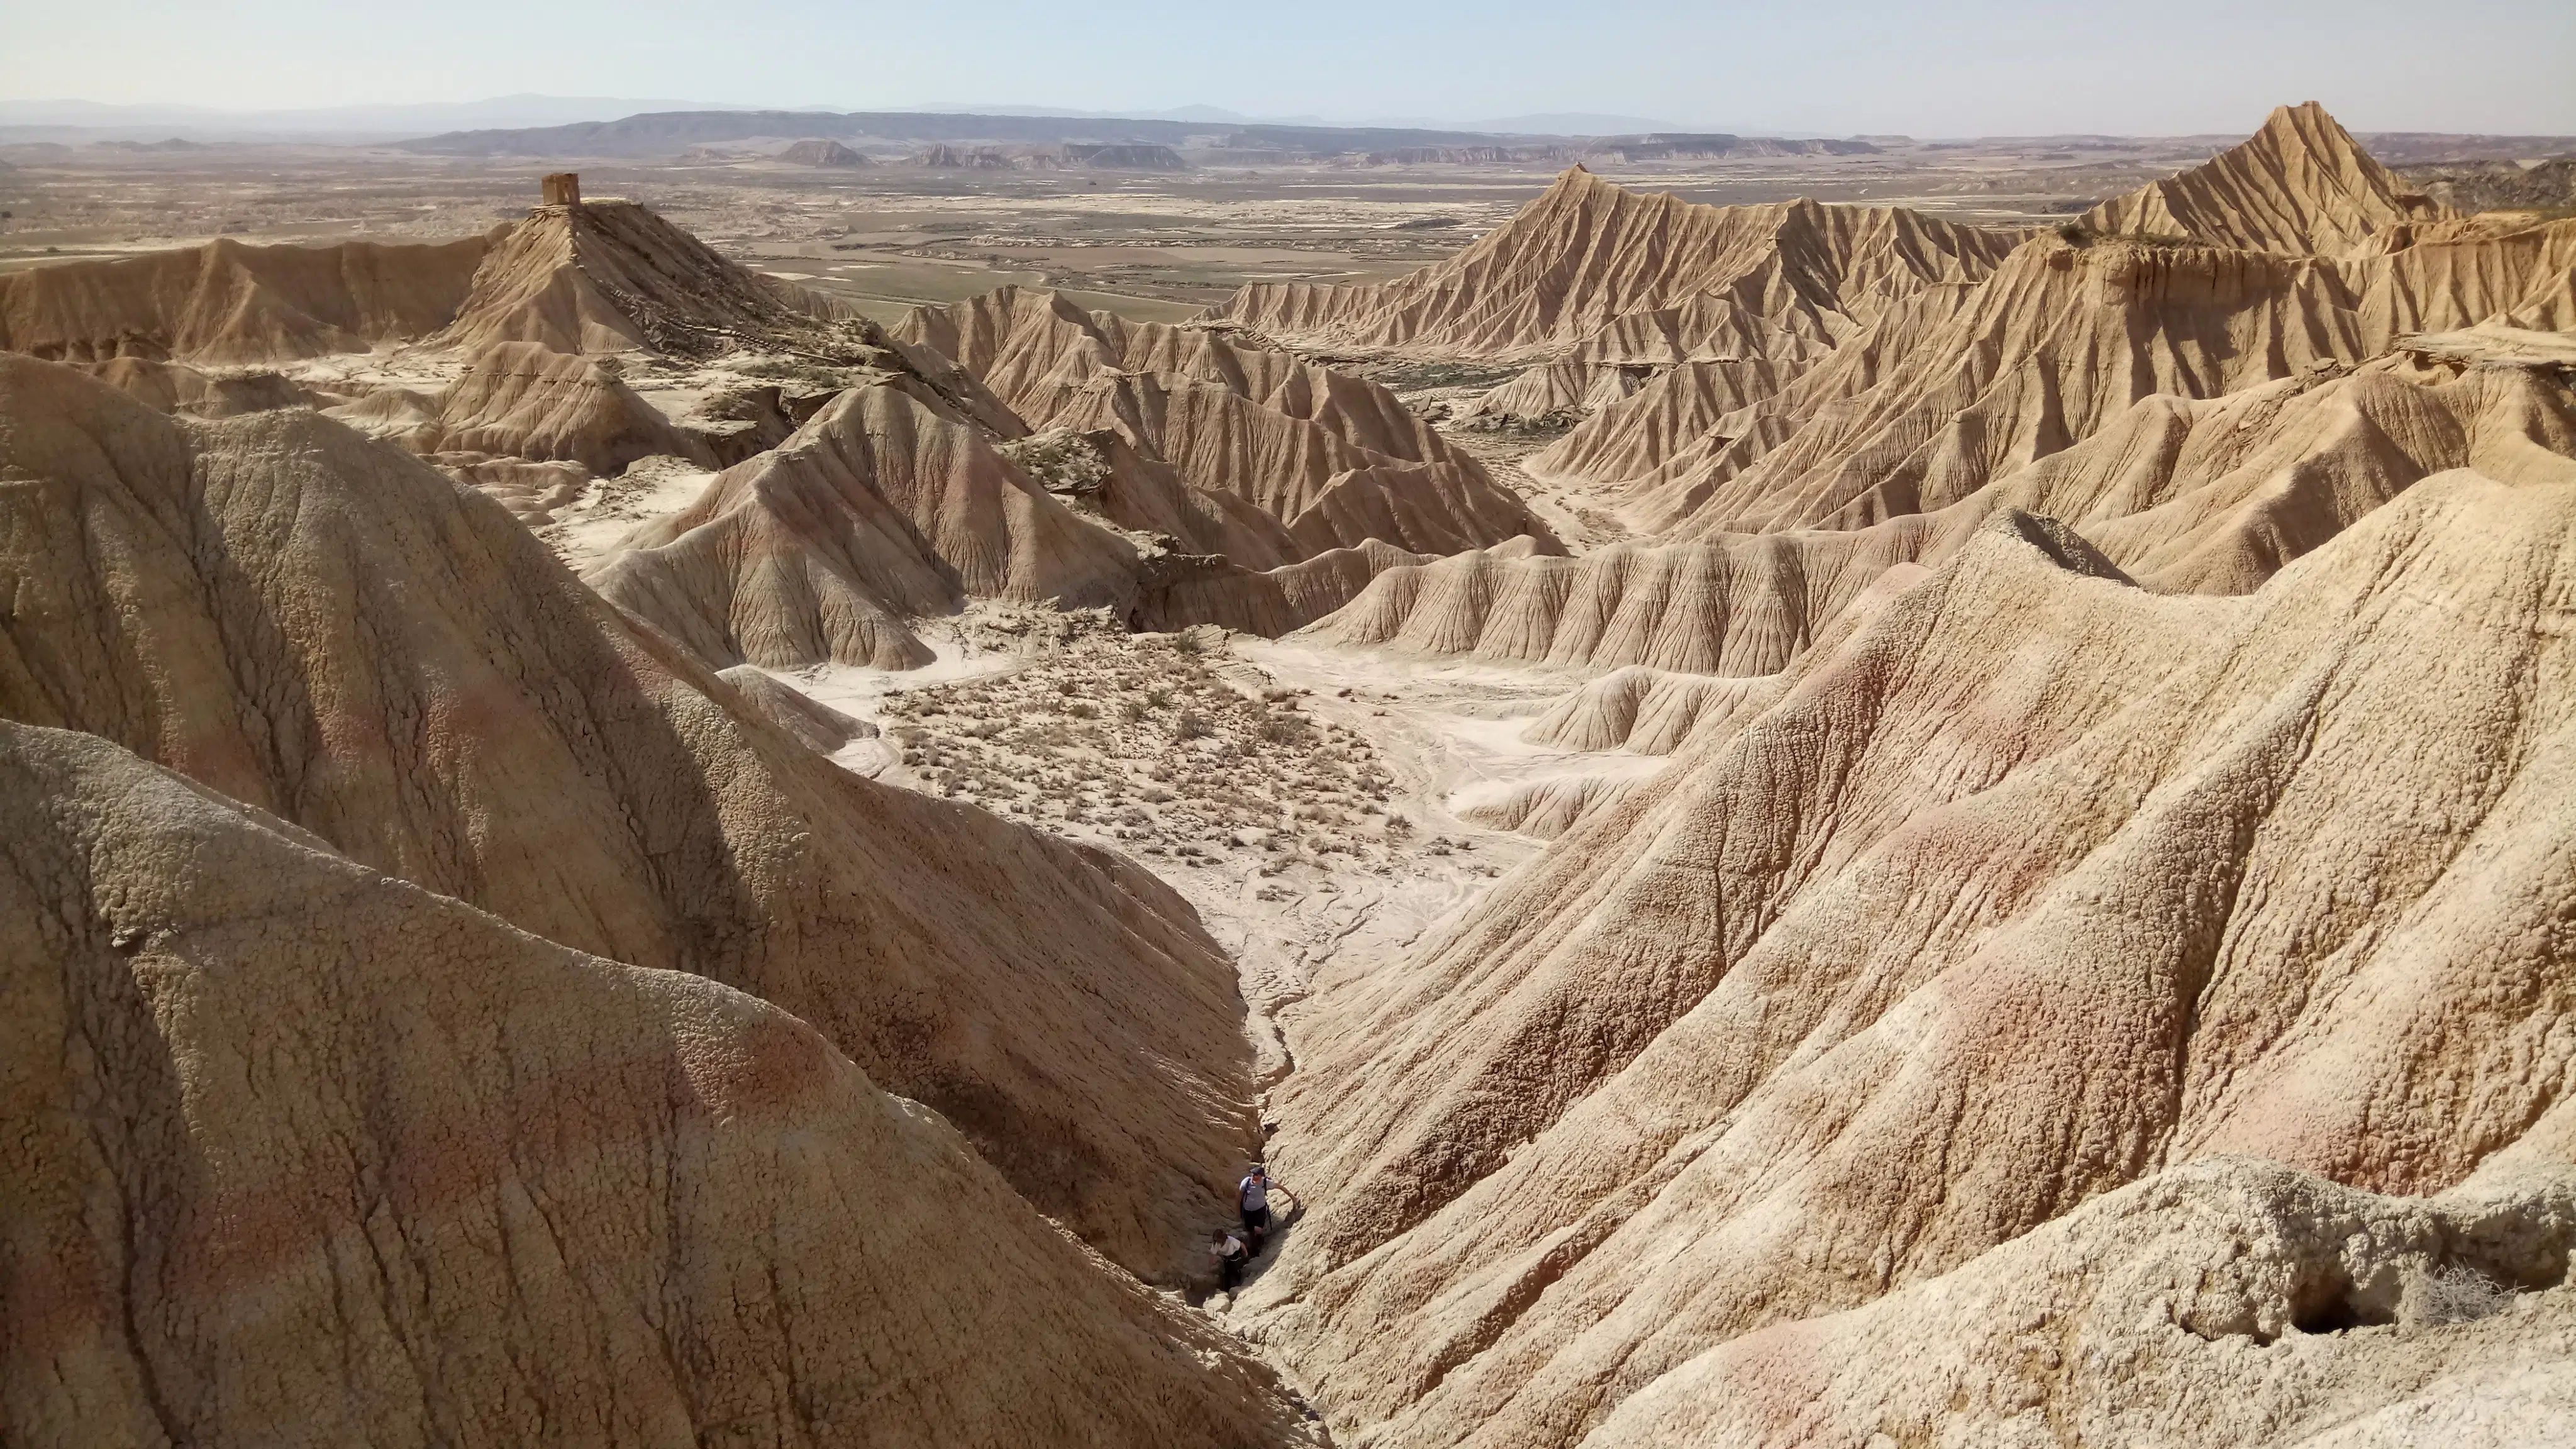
[2409,1263,2515,1326]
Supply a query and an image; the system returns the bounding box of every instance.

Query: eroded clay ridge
[0,719,1314,1448]
[897,285,1560,561]
[1200,171,2019,359]
[0,355,1260,1287]
[0,189,850,366]
[1246,472,2576,1445]
[1309,348,2576,672]
[2081,101,2460,255]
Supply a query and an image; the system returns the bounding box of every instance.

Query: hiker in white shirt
[1209,1230,1252,1292]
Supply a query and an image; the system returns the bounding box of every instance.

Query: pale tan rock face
[0,355,1252,1285]
[0,192,847,370]
[435,197,848,357]
[1246,472,2576,1446]
[590,374,1142,669]
[74,356,318,418]
[2081,102,2458,256]
[412,339,714,475]
[1202,176,2016,360]
[1304,353,2576,674]
[0,721,1314,1449]
[898,285,1555,560]
[1628,222,2576,540]
[0,234,491,364]
[1585,1158,2576,1449]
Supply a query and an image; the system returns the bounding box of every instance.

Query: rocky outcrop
[1303,350,2576,674]
[900,286,1557,560]
[780,137,872,167]
[1590,1158,2576,1448]
[436,196,850,356]
[397,340,713,474]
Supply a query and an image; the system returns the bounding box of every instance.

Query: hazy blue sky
[7,0,2572,135]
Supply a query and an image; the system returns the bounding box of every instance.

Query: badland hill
[3,99,2573,1446]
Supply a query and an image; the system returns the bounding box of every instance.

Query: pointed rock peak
[2080,99,2453,256]
[2246,100,2372,165]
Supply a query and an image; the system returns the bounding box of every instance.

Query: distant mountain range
[0,96,1779,146]
[0,94,775,140]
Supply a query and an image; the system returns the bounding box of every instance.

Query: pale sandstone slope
[899,286,1554,558]
[2082,101,2458,255]
[1248,474,2576,1446]
[1464,360,1647,425]
[1304,350,2576,674]
[75,356,318,418]
[0,192,857,369]
[0,721,1313,1449]
[591,374,1139,669]
[1629,219,2576,538]
[1202,175,2017,361]
[1054,367,1551,558]
[0,355,1247,1282]
[1544,110,2576,532]
[436,196,850,355]
[373,338,714,474]
[1524,355,1805,486]
[1589,1158,2576,1449]
[0,233,491,364]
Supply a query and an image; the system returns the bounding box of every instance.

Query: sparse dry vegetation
[877,630,1408,875]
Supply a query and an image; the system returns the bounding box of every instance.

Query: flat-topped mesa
[541,170,582,208]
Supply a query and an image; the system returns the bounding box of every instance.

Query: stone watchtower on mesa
[541,172,582,208]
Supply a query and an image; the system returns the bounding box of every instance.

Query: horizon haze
[4,0,2573,136]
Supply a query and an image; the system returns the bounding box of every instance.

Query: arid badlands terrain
[5,101,2576,1446]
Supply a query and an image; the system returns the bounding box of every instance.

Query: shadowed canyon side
[0,721,1314,1449]
[0,355,1253,1285]
[1238,472,2576,1446]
